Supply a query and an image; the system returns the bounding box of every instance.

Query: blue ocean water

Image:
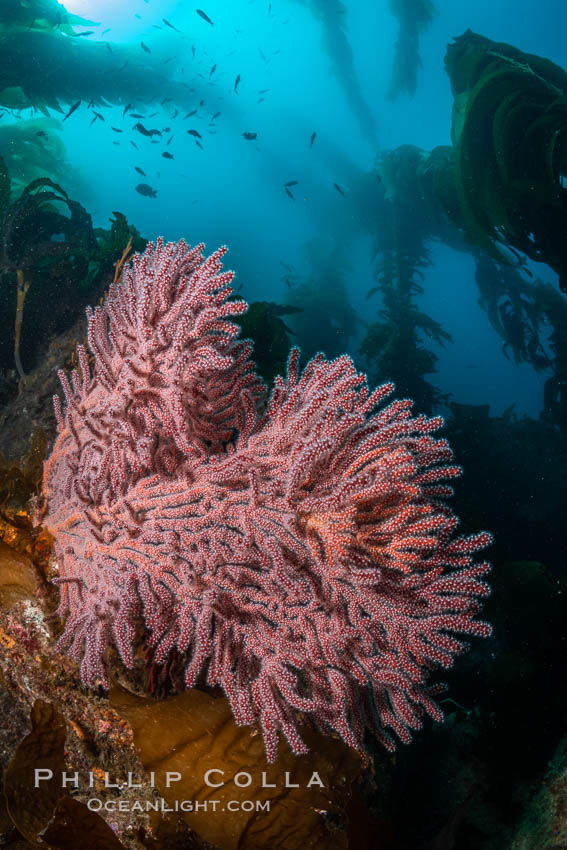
[12,0,562,418]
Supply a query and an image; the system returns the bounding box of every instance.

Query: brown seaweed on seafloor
[110,682,380,850]
[0,699,208,848]
[0,532,210,848]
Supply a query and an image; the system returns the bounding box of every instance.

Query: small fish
[285,188,295,200]
[171,108,178,119]
[192,45,195,58]
[234,74,241,93]
[130,113,145,119]
[196,9,214,25]
[333,183,345,196]
[209,63,216,79]
[135,13,141,19]
[200,99,205,106]
[93,111,105,122]
[122,103,132,118]
[111,126,123,133]
[195,140,204,150]
[134,122,162,137]
[187,129,202,138]
[184,110,197,118]
[167,135,174,145]
[89,113,99,127]
[163,18,181,32]
[62,100,81,121]
[106,42,113,54]
[73,30,94,37]
[130,141,139,150]
[136,183,157,198]
[257,98,265,103]
[161,97,172,105]
[135,166,146,176]
[134,122,152,136]
[35,130,48,138]
[162,151,174,159]
[141,42,151,53]
[211,111,221,120]
[242,131,257,140]
[310,132,316,148]
[258,88,270,94]
[284,180,298,187]
[101,28,111,35]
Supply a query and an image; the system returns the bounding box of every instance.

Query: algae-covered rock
[511,734,567,849]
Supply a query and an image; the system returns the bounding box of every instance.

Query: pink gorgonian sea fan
[41,237,492,762]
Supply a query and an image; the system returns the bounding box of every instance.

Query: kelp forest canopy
[445,30,567,291]
[0,1,566,431]
[361,29,567,429]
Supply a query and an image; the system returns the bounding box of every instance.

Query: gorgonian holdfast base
[40,237,492,763]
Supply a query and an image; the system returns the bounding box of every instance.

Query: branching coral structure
[41,238,492,762]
